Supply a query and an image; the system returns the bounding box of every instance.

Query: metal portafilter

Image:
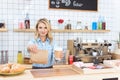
[74,42,82,55]
[73,40,83,62]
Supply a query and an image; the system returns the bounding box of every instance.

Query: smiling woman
[27,18,63,69]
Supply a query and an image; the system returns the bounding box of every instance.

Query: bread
[10,64,25,73]
[0,63,25,73]
[0,66,10,73]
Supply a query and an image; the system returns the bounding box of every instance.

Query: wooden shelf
[0,28,8,32]
[13,29,110,33]
[52,29,110,33]
[13,29,35,32]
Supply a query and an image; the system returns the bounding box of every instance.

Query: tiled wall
[0,0,120,63]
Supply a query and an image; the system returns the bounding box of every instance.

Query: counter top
[1,65,120,80]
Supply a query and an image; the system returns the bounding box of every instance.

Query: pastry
[10,64,25,73]
[0,66,10,73]
[0,63,25,74]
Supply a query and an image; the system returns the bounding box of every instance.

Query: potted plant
[58,19,64,29]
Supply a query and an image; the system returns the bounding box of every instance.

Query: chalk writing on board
[49,0,98,11]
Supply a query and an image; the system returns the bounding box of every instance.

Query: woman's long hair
[34,18,53,44]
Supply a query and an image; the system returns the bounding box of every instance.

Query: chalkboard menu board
[49,0,98,11]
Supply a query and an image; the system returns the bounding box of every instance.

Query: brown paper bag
[30,50,48,64]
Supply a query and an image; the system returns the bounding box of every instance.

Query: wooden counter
[1,65,120,80]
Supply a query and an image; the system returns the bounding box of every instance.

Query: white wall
[0,0,120,62]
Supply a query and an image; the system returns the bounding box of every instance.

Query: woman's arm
[27,44,38,53]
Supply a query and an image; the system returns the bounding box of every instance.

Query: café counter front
[0,64,120,80]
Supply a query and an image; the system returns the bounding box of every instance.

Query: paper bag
[30,50,48,64]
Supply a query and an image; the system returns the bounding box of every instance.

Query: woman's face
[37,22,48,37]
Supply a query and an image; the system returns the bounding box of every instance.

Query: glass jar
[76,21,82,30]
[65,20,71,30]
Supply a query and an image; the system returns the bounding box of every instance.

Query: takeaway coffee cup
[54,47,63,61]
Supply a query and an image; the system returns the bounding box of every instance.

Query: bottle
[92,22,97,30]
[24,13,30,29]
[17,51,23,64]
[97,16,102,30]
[68,53,73,64]
[102,16,106,30]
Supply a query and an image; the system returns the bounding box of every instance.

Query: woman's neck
[40,36,46,42]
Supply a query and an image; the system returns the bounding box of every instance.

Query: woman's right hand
[28,45,38,53]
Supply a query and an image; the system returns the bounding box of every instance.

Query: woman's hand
[27,45,38,53]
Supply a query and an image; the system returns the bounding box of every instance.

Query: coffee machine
[67,39,112,62]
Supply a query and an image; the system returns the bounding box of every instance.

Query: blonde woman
[27,18,62,69]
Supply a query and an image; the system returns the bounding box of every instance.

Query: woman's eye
[45,27,47,29]
[38,27,42,29]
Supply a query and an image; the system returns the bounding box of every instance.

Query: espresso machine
[67,39,112,62]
